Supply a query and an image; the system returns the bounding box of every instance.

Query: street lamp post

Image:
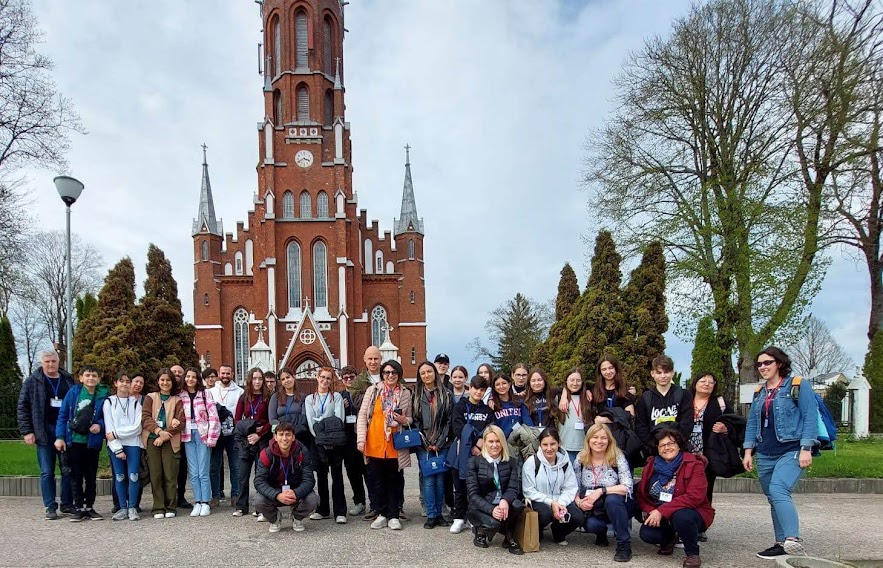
[54,175,84,373]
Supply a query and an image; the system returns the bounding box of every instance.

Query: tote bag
[514,502,540,553]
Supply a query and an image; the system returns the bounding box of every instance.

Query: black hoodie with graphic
[634,385,693,450]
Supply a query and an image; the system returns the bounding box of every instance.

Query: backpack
[754,376,837,451]
[534,454,569,477]
[313,415,347,448]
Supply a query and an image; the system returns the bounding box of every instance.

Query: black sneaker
[69,510,86,523]
[60,505,76,515]
[508,542,524,555]
[423,518,436,529]
[756,543,786,559]
[178,500,193,509]
[44,508,58,521]
[596,534,610,547]
[85,508,103,520]
[473,533,489,548]
[698,531,708,542]
[614,544,633,562]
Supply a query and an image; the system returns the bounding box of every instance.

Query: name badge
[50,398,62,408]
[659,491,673,503]
[574,421,585,430]
[156,419,164,428]
[281,484,291,492]
[693,423,703,434]
[345,415,356,424]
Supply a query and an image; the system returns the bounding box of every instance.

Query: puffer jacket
[466,454,522,515]
[507,425,543,461]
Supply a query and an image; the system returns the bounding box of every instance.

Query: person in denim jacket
[743,347,818,560]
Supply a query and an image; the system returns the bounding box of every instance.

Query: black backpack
[314,416,347,448]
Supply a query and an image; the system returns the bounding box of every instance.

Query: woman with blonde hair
[573,423,635,562]
[465,425,524,554]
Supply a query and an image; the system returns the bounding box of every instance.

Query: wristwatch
[800,445,812,452]
[601,486,608,496]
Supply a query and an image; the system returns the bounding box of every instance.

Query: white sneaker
[128,508,140,521]
[190,505,201,517]
[389,518,402,530]
[783,539,806,556]
[309,512,328,520]
[164,512,176,518]
[232,510,245,517]
[450,519,465,534]
[199,503,211,517]
[557,540,569,546]
[269,518,282,533]
[335,515,347,524]
[291,518,305,532]
[256,513,267,522]
[153,513,165,519]
[370,515,388,529]
[112,509,128,521]
[348,503,366,516]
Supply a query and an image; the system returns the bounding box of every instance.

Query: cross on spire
[302,296,311,311]
[404,143,411,165]
[201,143,208,165]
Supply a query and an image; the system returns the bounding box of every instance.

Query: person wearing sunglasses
[636,427,714,568]
[744,347,818,560]
[339,366,369,517]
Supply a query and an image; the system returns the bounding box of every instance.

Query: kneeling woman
[636,428,714,568]
[522,427,582,545]
[573,423,635,562]
[466,425,524,554]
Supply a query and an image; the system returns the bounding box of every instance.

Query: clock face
[295,149,313,168]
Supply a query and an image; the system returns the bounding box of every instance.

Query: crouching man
[253,421,319,533]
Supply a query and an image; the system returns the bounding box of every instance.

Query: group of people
[17,345,819,566]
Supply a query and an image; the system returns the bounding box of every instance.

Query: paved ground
[1,467,882,567]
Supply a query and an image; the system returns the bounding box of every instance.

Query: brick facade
[192,0,426,384]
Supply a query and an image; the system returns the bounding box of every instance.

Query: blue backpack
[754,376,837,453]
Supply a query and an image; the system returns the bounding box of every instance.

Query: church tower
[192,0,428,384]
[192,146,223,369]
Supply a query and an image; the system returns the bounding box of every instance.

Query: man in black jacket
[253,422,319,533]
[634,355,693,452]
[17,350,75,520]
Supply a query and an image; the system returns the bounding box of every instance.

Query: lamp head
[54,176,84,207]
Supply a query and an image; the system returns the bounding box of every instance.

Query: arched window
[295,10,308,69]
[409,290,415,304]
[235,251,243,275]
[224,263,233,275]
[295,359,318,380]
[317,191,329,217]
[204,293,209,306]
[287,242,302,309]
[282,191,295,218]
[371,305,387,347]
[385,260,394,273]
[324,90,334,126]
[245,239,254,275]
[375,250,384,273]
[313,241,327,309]
[201,240,209,261]
[408,239,415,260]
[273,89,282,125]
[233,308,249,383]
[323,17,334,75]
[364,239,373,274]
[296,84,309,122]
[299,191,312,218]
[272,15,281,76]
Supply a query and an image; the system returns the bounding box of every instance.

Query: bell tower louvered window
[323,17,333,75]
[296,85,309,122]
[295,10,308,69]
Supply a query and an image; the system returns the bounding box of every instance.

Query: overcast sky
[23,0,871,378]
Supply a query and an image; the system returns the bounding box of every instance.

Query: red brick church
[191,0,427,384]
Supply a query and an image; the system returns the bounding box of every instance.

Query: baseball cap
[434,353,450,364]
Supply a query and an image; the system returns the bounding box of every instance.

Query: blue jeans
[756,452,805,542]
[184,430,212,503]
[584,493,635,545]
[36,443,72,510]
[210,434,239,499]
[417,449,445,518]
[109,446,141,509]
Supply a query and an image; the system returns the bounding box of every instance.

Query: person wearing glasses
[356,360,413,530]
[744,347,818,560]
[339,366,369,517]
[522,427,582,546]
[636,428,714,568]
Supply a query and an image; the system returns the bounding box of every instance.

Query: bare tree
[787,315,854,378]
[8,294,47,373]
[23,231,103,351]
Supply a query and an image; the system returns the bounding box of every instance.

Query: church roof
[192,144,222,237]
[394,144,424,236]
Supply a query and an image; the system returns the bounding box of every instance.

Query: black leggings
[368,457,403,519]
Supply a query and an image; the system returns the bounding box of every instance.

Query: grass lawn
[738,437,883,479]
[0,441,111,478]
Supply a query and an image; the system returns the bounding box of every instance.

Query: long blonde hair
[480,425,510,461]
[577,423,620,468]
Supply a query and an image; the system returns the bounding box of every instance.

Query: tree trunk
[869,257,883,342]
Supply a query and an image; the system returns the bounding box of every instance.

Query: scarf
[650,451,683,489]
[379,384,401,441]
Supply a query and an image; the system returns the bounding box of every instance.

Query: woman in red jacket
[636,427,714,568]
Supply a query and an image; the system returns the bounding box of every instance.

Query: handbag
[393,426,421,450]
[514,502,540,553]
[418,450,447,476]
[69,391,96,435]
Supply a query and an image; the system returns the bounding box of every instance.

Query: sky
[21,0,872,378]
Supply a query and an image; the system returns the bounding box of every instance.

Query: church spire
[192,144,222,237]
[394,144,423,236]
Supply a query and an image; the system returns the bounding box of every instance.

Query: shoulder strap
[534,455,541,478]
[790,376,802,399]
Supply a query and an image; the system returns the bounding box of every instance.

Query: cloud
[20,0,872,379]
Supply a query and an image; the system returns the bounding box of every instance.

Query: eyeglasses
[755,359,776,369]
[382,370,399,377]
[658,442,678,450]
[342,375,356,380]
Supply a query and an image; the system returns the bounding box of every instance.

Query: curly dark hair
[652,426,687,451]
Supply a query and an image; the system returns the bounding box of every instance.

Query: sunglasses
[382,370,399,377]
[755,359,776,369]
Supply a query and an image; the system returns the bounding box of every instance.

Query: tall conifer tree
[555,263,580,322]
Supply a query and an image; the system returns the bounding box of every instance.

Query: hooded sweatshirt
[634,385,693,448]
[521,448,578,507]
[103,395,143,450]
